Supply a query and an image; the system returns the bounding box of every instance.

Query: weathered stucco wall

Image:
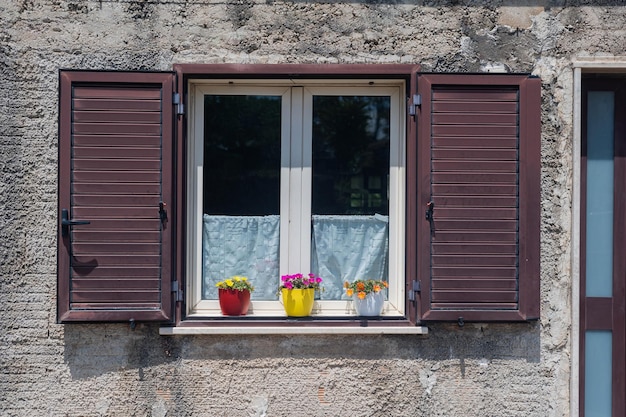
[1,1,625,416]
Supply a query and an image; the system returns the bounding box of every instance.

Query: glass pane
[202,95,281,300]
[312,96,390,215]
[586,91,614,297]
[584,330,612,416]
[311,96,390,299]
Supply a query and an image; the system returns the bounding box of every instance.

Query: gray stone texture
[1,0,625,415]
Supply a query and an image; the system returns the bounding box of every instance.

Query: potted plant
[344,279,388,316]
[279,273,323,317]
[215,276,254,316]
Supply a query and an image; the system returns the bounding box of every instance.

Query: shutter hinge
[408,280,421,301]
[171,280,183,302]
[173,93,184,115]
[408,94,421,116]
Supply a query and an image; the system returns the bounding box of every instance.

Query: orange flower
[382,281,389,288]
[373,284,381,293]
[346,288,354,297]
[356,282,365,291]
[343,281,350,289]
[357,291,366,300]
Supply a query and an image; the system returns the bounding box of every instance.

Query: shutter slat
[73,230,161,242]
[432,279,517,290]
[73,123,161,135]
[433,113,518,125]
[432,90,519,101]
[72,243,161,254]
[73,195,160,206]
[432,184,518,195]
[73,135,161,147]
[71,219,160,231]
[72,254,161,266]
[433,137,518,148]
[73,98,162,111]
[73,110,162,123]
[432,149,518,160]
[433,125,518,137]
[72,267,160,278]
[433,208,517,220]
[73,279,161,290]
[432,243,517,255]
[73,147,161,159]
[72,183,160,194]
[73,87,162,99]
[73,171,161,183]
[434,219,518,230]
[432,267,517,279]
[432,196,517,207]
[432,101,518,113]
[432,255,518,267]
[432,160,516,172]
[73,159,161,171]
[431,291,518,303]
[433,173,518,184]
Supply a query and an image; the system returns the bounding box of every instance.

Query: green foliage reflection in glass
[312,96,390,215]
[203,95,281,215]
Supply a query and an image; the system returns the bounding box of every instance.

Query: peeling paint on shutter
[416,74,540,322]
[58,71,174,322]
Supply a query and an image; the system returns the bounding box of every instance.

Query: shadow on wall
[62,321,540,380]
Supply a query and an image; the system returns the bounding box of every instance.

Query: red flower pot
[218,289,251,316]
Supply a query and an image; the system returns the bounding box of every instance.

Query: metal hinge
[408,94,421,116]
[408,280,421,301]
[171,280,183,302]
[173,93,184,115]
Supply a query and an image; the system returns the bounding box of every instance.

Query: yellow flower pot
[281,288,315,317]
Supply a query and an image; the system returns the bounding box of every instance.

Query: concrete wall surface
[1,0,625,416]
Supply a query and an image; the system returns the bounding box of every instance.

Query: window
[186,80,405,317]
[57,65,541,329]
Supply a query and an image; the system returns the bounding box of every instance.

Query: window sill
[160,318,428,335]
[160,325,428,335]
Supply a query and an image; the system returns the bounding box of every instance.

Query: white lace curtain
[202,214,389,300]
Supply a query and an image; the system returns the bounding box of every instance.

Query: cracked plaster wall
[1,0,625,416]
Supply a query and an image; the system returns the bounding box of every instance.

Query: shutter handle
[159,201,167,223]
[425,201,435,237]
[61,208,90,236]
[425,201,434,221]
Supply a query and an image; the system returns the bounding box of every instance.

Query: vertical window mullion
[286,86,310,273]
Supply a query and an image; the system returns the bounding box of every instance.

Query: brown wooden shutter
[58,71,174,322]
[415,74,540,322]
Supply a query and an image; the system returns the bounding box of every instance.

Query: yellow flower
[357,291,366,300]
[242,277,248,281]
[346,288,354,297]
[234,276,241,282]
[225,279,234,287]
[215,281,223,288]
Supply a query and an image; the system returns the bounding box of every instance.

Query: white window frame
[185,79,406,318]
